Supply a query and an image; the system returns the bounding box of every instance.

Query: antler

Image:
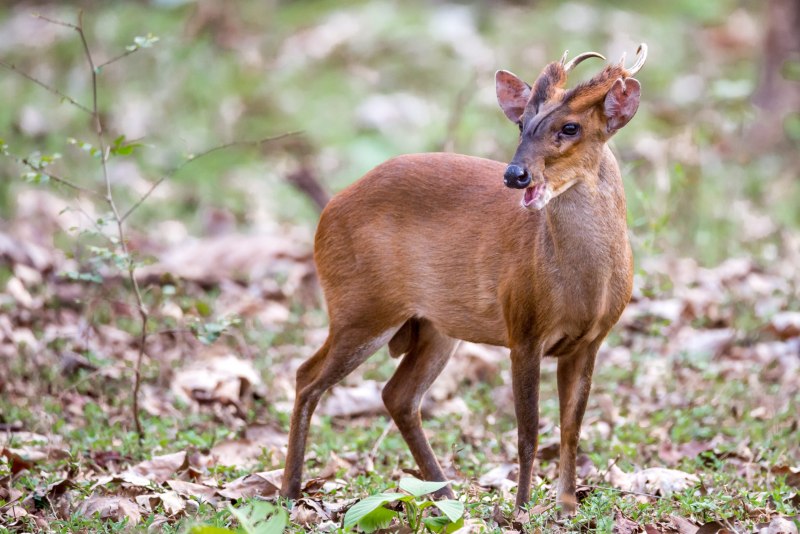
[533,45,646,111]
[618,43,647,76]
[562,51,606,74]
[530,50,607,107]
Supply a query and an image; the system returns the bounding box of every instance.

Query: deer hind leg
[281,323,400,499]
[555,338,600,515]
[381,319,459,498]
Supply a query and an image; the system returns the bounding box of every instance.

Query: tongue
[523,183,544,207]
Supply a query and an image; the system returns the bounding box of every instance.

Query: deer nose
[503,164,531,189]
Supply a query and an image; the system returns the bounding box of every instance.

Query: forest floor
[1,193,799,532]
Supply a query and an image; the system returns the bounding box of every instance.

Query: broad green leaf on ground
[229,501,288,534]
[433,499,464,523]
[424,515,465,534]
[343,492,406,529]
[353,505,398,533]
[190,527,236,534]
[398,477,451,497]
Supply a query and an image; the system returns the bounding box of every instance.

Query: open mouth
[522,181,549,210]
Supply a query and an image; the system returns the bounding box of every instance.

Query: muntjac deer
[281,45,646,514]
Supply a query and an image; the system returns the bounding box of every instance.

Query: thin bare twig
[34,13,139,71]
[0,495,23,513]
[97,49,138,70]
[120,130,302,222]
[33,13,79,30]
[369,419,395,460]
[19,158,100,197]
[0,60,92,115]
[597,454,620,481]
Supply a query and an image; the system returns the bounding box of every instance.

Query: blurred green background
[1,0,798,266]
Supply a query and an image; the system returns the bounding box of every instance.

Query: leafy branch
[121,131,300,223]
[2,11,299,440]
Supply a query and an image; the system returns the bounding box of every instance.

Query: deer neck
[540,156,623,274]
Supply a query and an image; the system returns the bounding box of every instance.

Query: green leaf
[195,300,212,317]
[22,171,46,184]
[433,500,464,523]
[423,515,450,533]
[424,515,465,534]
[343,492,405,529]
[108,134,142,157]
[228,501,287,534]
[356,506,398,533]
[189,527,236,534]
[257,512,288,534]
[398,477,451,498]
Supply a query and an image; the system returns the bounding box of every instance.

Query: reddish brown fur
[532,62,568,110]
[565,64,632,111]
[281,49,643,515]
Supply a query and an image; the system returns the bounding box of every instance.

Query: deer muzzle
[503,164,531,189]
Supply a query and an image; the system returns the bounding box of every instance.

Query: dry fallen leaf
[159,490,186,516]
[614,510,641,534]
[767,311,800,340]
[669,515,700,534]
[137,233,311,286]
[658,440,715,466]
[166,480,220,505]
[217,469,283,500]
[0,447,34,474]
[210,424,288,469]
[430,342,506,401]
[77,495,142,525]
[670,327,735,358]
[93,471,154,490]
[695,520,735,534]
[210,438,266,469]
[4,505,28,520]
[478,463,518,496]
[771,466,800,489]
[319,380,385,418]
[5,277,35,309]
[758,517,798,534]
[607,465,700,496]
[128,451,188,483]
[290,497,332,526]
[172,354,263,408]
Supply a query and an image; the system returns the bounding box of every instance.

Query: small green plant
[190,501,288,534]
[343,477,465,533]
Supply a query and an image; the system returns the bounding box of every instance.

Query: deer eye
[561,123,579,136]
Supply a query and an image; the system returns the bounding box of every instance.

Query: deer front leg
[510,344,543,509]
[555,339,600,515]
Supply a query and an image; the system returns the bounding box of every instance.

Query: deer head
[496,44,647,210]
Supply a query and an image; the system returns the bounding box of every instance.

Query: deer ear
[496,70,531,123]
[603,77,640,133]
